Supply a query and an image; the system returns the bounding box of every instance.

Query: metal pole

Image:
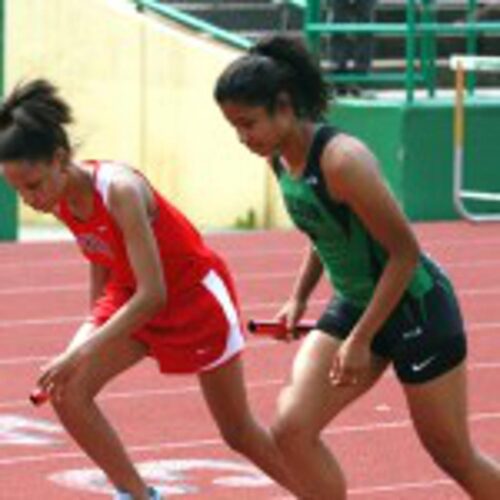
[466,0,478,95]
[0,0,4,97]
[421,0,437,97]
[305,0,321,57]
[405,0,416,103]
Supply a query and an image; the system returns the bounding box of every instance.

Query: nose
[23,191,41,209]
[22,191,35,205]
[237,129,249,145]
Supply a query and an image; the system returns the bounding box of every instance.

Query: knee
[274,416,315,455]
[50,379,96,416]
[421,434,475,478]
[272,397,317,458]
[218,419,256,454]
[272,388,314,454]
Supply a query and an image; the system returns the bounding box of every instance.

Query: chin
[34,203,55,213]
[250,146,272,157]
[252,150,267,158]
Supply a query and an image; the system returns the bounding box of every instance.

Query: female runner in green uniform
[214,35,500,499]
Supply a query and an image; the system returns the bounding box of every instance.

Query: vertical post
[0,0,18,241]
[454,62,465,159]
[421,0,437,97]
[466,0,477,95]
[305,0,321,58]
[405,0,416,103]
[453,61,466,218]
[0,0,4,97]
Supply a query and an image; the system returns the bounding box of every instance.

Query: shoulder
[95,161,150,211]
[323,134,377,172]
[320,134,381,201]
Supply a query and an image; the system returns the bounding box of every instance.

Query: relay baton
[29,387,50,407]
[247,319,316,338]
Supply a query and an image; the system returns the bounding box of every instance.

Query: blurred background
[1,0,500,240]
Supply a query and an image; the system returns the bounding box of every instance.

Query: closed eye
[24,181,42,192]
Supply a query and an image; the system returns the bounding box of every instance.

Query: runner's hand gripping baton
[29,388,50,407]
[247,319,315,338]
[29,320,95,407]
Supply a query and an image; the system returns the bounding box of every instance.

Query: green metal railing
[134,0,500,103]
[303,0,500,102]
[133,0,251,50]
[277,0,306,9]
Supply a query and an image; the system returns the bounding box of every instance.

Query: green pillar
[0,0,19,241]
[0,0,3,95]
[405,0,416,103]
[305,0,321,56]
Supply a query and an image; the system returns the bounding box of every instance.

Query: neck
[63,162,94,220]
[279,121,316,177]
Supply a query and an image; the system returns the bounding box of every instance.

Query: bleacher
[160,1,302,36]
[158,0,500,89]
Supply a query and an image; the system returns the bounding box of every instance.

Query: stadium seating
[158,1,500,89]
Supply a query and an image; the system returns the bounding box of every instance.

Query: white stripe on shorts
[200,269,245,372]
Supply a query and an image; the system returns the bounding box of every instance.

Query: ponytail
[215,35,329,120]
[0,79,72,162]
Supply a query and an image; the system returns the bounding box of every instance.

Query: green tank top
[272,124,434,307]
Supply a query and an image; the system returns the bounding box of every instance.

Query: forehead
[221,101,267,120]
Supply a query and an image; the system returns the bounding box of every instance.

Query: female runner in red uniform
[0,80,303,500]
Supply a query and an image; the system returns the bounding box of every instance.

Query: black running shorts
[316,269,467,384]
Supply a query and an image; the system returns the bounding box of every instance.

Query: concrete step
[161,3,303,31]
[153,0,500,73]
[323,59,500,89]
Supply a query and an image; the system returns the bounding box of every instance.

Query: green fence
[136,0,500,103]
[0,0,18,241]
[132,0,500,223]
[134,0,252,49]
[301,0,500,102]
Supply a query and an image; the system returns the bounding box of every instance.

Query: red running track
[0,220,499,499]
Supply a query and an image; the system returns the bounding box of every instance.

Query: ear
[275,91,292,112]
[51,147,69,169]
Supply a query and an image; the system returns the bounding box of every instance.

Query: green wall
[0,179,17,240]
[0,0,17,240]
[330,98,500,221]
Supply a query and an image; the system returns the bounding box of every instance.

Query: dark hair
[214,35,329,120]
[0,79,72,163]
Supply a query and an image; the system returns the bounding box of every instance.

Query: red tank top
[56,161,216,295]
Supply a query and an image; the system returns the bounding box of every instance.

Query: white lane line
[1,361,499,409]
[3,260,500,294]
[0,299,328,330]
[0,410,498,467]
[0,356,50,366]
[0,316,85,328]
[0,259,81,270]
[0,379,282,410]
[6,278,500,296]
[3,310,500,333]
[0,285,85,295]
[349,478,453,495]
[273,477,456,498]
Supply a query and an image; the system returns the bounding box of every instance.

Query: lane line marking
[0,410,499,467]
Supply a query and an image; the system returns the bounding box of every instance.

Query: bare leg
[198,356,308,497]
[51,327,150,500]
[272,330,389,500]
[405,362,500,499]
